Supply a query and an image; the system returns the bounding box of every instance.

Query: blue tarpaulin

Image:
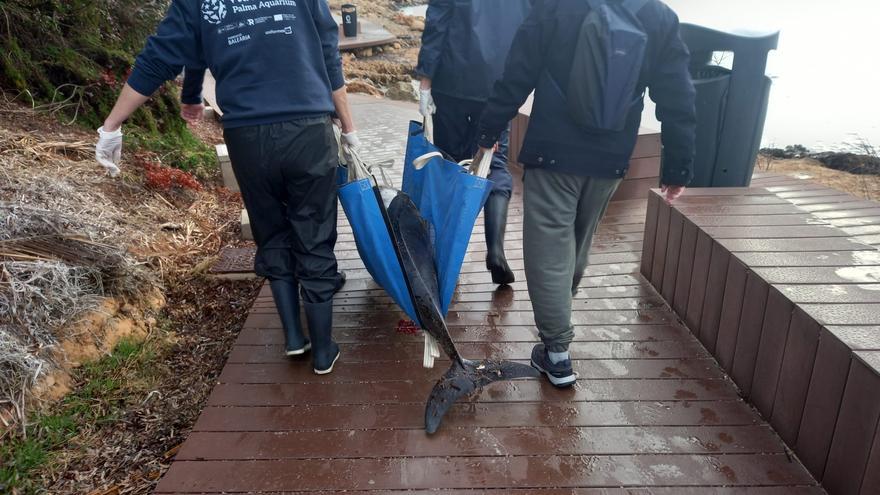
[402,121,492,314]
[338,176,419,322]
[337,121,491,323]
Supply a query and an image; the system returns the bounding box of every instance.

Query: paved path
[156,96,823,493]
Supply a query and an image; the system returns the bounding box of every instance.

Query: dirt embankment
[0,96,261,493]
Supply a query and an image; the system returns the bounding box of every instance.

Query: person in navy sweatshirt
[475,0,696,387]
[95,0,358,375]
[415,0,532,286]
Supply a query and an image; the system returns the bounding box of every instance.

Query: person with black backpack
[415,0,533,286]
[476,0,697,387]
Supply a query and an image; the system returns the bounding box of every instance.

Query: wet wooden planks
[158,89,820,495]
[160,454,813,492]
[643,174,879,495]
[159,182,819,492]
[158,490,822,495]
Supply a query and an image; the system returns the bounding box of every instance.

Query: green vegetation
[0,0,213,172]
[0,338,156,493]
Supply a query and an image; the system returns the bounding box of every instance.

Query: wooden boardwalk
[156,99,825,492]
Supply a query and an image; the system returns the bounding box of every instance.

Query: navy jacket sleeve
[415,0,453,79]
[648,9,697,186]
[478,0,549,148]
[127,0,204,98]
[181,67,206,105]
[313,0,345,91]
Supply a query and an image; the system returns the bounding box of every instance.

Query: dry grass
[0,128,152,422]
[758,157,880,201]
[0,99,260,494]
[0,101,242,423]
[0,122,242,277]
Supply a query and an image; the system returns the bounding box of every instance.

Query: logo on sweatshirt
[202,0,227,25]
[227,33,252,45]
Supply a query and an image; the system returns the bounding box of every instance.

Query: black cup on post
[342,4,358,38]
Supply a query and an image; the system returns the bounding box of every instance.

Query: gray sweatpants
[523,167,622,352]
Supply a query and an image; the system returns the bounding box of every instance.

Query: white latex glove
[96,126,122,178]
[341,131,361,152]
[419,89,436,117]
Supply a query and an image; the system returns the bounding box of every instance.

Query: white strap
[459,150,494,178]
[423,333,441,369]
[344,146,372,182]
[473,150,494,178]
[413,151,443,170]
[370,159,395,188]
[334,124,350,166]
[424,116,434,143]
[336,124,393,187]
[415,150,493,178]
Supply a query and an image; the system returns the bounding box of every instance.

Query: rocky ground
[332,0,426,101]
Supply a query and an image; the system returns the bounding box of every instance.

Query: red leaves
[99,69,120,88]
[136,155,202,192]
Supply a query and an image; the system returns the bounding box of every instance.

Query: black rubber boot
[269,280,311,356]
[484,192,515,285]
[305,300,340,375]
[334,271,347,294]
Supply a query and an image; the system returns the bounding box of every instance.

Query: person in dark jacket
[415,0,532,285]
[94,0,359,375]
[476,0,696,387]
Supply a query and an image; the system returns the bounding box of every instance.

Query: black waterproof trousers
[224,116,340,305]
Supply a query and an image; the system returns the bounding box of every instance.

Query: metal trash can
[681,24,779,187]
[341,4,358,38]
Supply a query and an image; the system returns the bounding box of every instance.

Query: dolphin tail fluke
[424,359,540,434]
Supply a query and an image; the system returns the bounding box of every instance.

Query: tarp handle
[472,150,494,178]
[423,116,434,143]
[336,124,394,187]
[415,150,494,179]
[413,151,443,170]
[457,150,494,179]
[334,124,351,166]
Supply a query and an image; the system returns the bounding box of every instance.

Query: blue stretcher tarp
[401,121,492,314]
[338,175,419,322]
[337,121,491,324]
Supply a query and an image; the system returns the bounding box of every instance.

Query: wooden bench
[333,16,397,52]
[641,185,880,495]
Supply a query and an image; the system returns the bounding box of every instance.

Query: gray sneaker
[530,344,576,388]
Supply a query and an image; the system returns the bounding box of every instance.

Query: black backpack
[567,0,650,132]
